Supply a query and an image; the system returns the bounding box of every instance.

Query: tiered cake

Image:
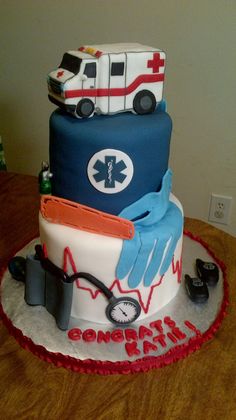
[30,43,184,329]
[11,44,183,331]
[2,44,227,373]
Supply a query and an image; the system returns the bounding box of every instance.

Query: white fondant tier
[0,233,227,374]
[39,194,183,324]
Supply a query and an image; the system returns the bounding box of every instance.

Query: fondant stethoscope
[35,245,141,326]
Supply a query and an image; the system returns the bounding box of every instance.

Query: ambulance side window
[84,62,96,78]
[111,62,124,76]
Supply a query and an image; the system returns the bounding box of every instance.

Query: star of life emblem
[87,149,134,194]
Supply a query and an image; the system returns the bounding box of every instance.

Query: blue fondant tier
[50,109,172,215]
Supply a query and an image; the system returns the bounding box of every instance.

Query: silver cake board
[0,232,228,375]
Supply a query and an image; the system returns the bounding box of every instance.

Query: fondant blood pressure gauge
[106,297,141,325]
[35,247,142,327]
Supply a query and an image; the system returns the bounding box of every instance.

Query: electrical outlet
[208,194,232,225]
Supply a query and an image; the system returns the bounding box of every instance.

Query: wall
[0,0,236,236]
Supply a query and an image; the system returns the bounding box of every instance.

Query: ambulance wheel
[133,90,156,114]
[76,99,95,118]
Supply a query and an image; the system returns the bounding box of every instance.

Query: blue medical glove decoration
[116,169,183,288]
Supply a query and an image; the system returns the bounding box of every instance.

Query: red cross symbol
[147,53,165,73]
[57,70,64,78]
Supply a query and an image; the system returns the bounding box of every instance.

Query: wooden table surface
[0,172,236,420]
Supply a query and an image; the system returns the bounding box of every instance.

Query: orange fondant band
[40,195,134,240]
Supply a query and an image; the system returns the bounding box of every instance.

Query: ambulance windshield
[59,53,82,74]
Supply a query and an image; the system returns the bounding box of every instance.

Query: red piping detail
[172,256,182,283]
[64,73,164,99]
[63,246,78,273]
[47,247,177,314]
[184,320,201,337]
[43,245,165,314]
[76,276,165,314]
[61,244,181,314]
[164,316,176,328]
[153,334,167,347]
[61,242,170,314]
[167,332,178,344]
[184,320,198,332]
[0,231,229,375]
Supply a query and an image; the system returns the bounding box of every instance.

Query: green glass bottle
[38,161,53,195]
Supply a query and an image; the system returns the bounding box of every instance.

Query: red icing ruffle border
[0,231,229,375]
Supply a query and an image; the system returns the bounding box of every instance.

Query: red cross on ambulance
[147,53,165,73]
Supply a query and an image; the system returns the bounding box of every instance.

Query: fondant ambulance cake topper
[47,43,166,118]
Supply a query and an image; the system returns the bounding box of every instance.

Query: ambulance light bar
[78,46,103,58]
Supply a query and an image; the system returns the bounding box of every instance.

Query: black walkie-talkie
[185,274,209,303]
[196,259,219,286]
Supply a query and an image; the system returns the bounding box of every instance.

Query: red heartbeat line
[63,246,182,314]
[42,244,182,314]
